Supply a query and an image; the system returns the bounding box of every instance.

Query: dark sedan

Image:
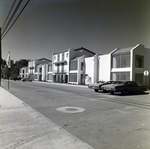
[101,81,148,95]
[21,78,33,82]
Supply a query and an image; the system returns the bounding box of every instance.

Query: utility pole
[0,27,1,86]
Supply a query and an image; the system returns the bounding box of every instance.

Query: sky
[0,0,150,61]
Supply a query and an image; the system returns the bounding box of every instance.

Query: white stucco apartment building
[52,47,96,84]
[19,44,150,87]
[28,58,51,80]
[98,44,150,87]
[84,54,99,84]
[19,67,28,79]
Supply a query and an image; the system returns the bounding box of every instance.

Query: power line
[2,0,23,36]
[2,0,31,39]
[1,0,31,39]
[1,0,30,39]
[2,0,17,30]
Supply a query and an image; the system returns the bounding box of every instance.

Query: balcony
[53,60,67,65]
[29,66,34,69]
[53,69,67,74]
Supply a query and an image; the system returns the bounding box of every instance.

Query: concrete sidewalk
[0,87,94,149]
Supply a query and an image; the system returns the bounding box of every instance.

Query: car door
[124,82,134,93]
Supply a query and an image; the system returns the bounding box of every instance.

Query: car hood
[88,83,104,87]
[102,84,123,89]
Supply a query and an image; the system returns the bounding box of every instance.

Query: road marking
[56,106,85,113]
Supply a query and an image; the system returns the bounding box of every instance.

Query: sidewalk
[0,87,94,149]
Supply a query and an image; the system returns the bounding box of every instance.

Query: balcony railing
[53,60,67,65]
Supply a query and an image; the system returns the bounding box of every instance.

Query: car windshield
[113,81,124,84]
[106,81,114,84]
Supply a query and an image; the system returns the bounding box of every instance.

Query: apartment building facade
[52,47,95,84]
[19,44,150,87]
[84,54,99,84]
[28,58,51,80]
[98,44,150,87]
[19,67,28,78]
[46,62,53,82]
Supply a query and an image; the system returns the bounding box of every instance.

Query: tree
[1,59,28,79]
[1,59,7,78]
[1,58,6,68]
[11,59,28,77]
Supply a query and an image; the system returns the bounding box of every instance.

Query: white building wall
[52,51,69,74]
[20,67,28,78]
[64,51,69,74]
[132,45,150,87]
[99,54,111,81]
[77,56,84,84]
[85,57,94,84]
[42,64,46,81]
[144,48,150,87]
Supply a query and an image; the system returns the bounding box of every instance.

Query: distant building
[46,62,53,82]
[19,67,28,78]
[52,47,95,84]
[28,58,51,80]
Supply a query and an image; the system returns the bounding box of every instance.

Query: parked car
[88,80,114,92]
[101,81,148,95]
[13,77,22,81]
[10,76,21,81]
[21,78,33,82]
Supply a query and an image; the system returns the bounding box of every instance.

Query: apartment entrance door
[64,75,68,83]
[81,74,85,85]
[53,75,56,82]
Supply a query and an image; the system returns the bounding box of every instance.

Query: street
[1,79,150,149]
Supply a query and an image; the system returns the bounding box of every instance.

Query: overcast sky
[0,0,150,61]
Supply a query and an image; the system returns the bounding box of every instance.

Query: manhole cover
[56,106,85,113]
[65,108,78,111]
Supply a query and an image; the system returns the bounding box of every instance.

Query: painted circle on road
[56,106,85,113]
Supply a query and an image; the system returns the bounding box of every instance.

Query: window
[66,53,68,57]
[70,61,78,70]
[62,53,64,61]
[112,72,130,81]
[125,82,137,86]
[81,62,84,70]
[112,53,130,68]
[58,55,60,62]
[48,65,52,71]
[39,68,42,73]
[135,55,144,68]
[35,66,38,72]
[54,56,56,60]
[69,73,77,82]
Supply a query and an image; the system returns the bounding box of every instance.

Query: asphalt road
[2,79,150,149]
